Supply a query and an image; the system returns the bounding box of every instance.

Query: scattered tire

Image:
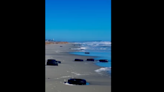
[99,59,108,62]
[47,59,58,66]
[57,61,61,64]
[67,78,87,85]
[74,59,83,61]
[86,59,94,61]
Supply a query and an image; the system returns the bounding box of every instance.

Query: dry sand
[46,44,111,92]
[45,41,69,45]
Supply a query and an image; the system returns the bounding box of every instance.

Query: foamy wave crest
[95,67,111,73]
[74,41,111,47]
[73,41,111,51]
[71,47,87,50]
[79,47,87,50]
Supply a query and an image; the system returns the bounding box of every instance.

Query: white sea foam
[73,41,111,47]
[79,47,86,50]
[64,82,75,86]
[72,41,111,51]
[70,47,86,50]
[95,67,111,73]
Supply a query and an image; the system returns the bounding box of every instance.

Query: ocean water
[70,41,111,75]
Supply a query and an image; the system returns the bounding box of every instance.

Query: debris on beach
[99,59,108,62]
[47,59,58,66]
[64,78,87,85]
[57,61,61,64]
[86,59,94,61]
[74,59,83,61]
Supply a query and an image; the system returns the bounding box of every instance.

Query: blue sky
[46,0,111,41]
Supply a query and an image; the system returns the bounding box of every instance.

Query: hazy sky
[46,0,111,41]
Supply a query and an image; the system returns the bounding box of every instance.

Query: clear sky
[46,0,111,41]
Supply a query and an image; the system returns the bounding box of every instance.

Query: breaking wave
[72,41,111,51]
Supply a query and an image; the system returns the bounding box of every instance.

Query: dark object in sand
[86,59,94,61]
[67,78,87,85]
[85,52,90,54]
[57,61,61,63]
[60,46,62,47]
[74,59,83,61]
[47,59,58,65]
[99,59,108,62]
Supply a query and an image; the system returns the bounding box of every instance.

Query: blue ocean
[70,41,111,75]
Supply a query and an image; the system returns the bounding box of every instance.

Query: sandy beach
[45,43,111,92]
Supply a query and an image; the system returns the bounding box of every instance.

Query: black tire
[74,59,83,61]
[99,60,108,62]
[57,61,61,63]
[47,59,58,65]
[86,59,94,61]
[68,78,86,85]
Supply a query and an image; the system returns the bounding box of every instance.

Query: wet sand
[45,44,111,92]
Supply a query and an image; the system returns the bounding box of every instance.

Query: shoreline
[46,44,111,92]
